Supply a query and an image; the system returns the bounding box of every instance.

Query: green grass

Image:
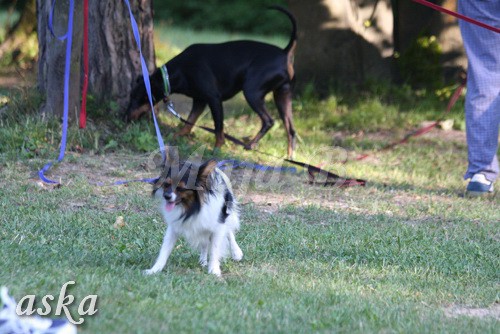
[0,164,498,333]
[0,26,499,333]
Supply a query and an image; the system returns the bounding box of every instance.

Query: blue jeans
[458,0,500,182]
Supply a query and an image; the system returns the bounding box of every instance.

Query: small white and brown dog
[144,159,243,277]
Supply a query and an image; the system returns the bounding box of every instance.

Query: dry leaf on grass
[113,216,126,229]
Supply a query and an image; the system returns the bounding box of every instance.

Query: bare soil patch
[0,67,35,89]
[444,304,500,320]
[333,127,467,146]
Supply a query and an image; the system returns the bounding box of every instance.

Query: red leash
[79,0,89,129]
[355,0,486,159]
[412,0,500,34]
[356,74,466,161]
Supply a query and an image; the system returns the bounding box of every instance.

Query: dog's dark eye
[176,187,188,192]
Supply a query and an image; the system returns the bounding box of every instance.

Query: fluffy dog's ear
[153,146,179,194]
[164,146,181,168]
[196,160,217,189]
[152,173,166,197]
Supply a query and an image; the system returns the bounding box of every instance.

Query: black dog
[125,6,297,158]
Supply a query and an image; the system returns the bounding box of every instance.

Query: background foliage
[154,0,288,35]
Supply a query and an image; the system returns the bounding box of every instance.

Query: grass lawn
[0,26,499,333]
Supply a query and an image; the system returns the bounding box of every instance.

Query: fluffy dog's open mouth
[165,201,176,212]
[165,199,182,212]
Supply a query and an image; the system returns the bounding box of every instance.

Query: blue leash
[38,2,304,187]
[94,158,296,187]
[38,0,74,184]
[217,159,296,173]
[123,0,165,160]
[39,0,166,184]
[93,0,167,187]
[95,159,296,187]
[94,177,159,187]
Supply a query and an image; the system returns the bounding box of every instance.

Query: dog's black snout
[163,192,173,201]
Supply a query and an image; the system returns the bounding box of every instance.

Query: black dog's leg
[243,89,275,151]
[176,99,207,137]
[273,83,296,158]
[207,98,225,148]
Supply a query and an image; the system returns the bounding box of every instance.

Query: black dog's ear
[196,160,217,189]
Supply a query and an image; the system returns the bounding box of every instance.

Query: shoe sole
[465,190,495,198]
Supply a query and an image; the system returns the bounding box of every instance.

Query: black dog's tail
[268,5,297,52]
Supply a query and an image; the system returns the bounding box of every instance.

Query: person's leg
[458,1,500,188]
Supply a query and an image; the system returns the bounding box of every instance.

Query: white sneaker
[466,173,494,196]
[0,287,77,334]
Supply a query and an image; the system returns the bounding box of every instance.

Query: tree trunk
[287,0,464,92]
[37,0,155,120]
[87,1,156,110]
[395,0,465,83]
[288,0,394,94]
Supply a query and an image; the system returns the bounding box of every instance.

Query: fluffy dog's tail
[268,5,297,53]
